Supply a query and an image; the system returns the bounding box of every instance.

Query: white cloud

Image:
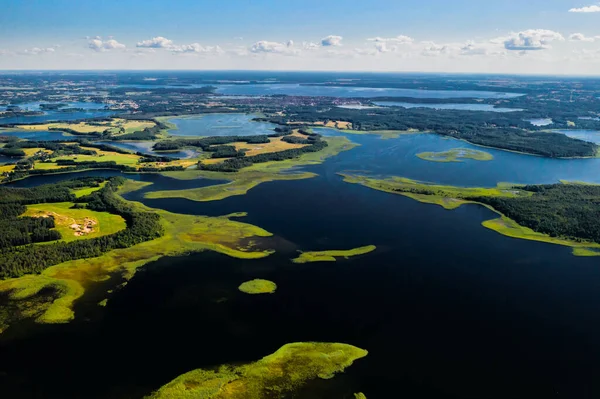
[421,41,449,56]
[19,46,57,55]
[569,4,600,12]
[136,36,174,48]
[498,29,564,51]
[88,37,126,52]
[569,33,596,42]
[321,35,343,46]
[368,35,414,53]
[170,43,223,54]
[250,40,297,54]
[302,42,320,50]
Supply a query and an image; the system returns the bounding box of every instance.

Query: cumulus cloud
[421,41,449,56]
[170,43,223,54]
[88,37,126,52]
[136,36,174,48]
[498,29,564,51]
[368,35,414,52]
[19,47,57,55]
[302,42,320,50]
[321,35,343,46]
[569,33,596,42]
[250,40,297,54]
[569,4,600,12]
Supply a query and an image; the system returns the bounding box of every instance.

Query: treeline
[265,106,598,158]
[113,119,169,140]
[0,177,164,278]
[472,184,600,244]
[153,134,271,151]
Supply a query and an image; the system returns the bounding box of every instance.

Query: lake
[3,127,600,399]
[554,129,600,144]
[94,141,199,159]
[166,113,277,137]
[0,101,114,124]
[0,129,73,141]
[373,101,524,112]
[212,84,524,99]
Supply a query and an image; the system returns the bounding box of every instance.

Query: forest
[0,177,164,278]
[263,107,599,158]
[472,184,600,244]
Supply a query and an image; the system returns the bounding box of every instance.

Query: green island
[416,148,494,163]
[145,135,357,202]
[340,174,600,256]
[0,178,274,332]
[354,393,367,399]
[238,279,277,294]
[146,342,368,399]
[292,245,377,263]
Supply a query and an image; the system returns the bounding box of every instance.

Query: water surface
[373,101,524,112]
[166,114,276,137]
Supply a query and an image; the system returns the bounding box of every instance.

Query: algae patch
[147,342,368,399]
[238,279,277,294]
[417,148,493,163]
[292,245,376,264]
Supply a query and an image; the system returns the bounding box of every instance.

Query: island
[292,245,377,263]
[416,148,493,162]
[238,279,277,294]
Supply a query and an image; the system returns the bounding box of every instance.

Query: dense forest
[0,177,164,279]
[472,184,600,244]
[263,107,599,158]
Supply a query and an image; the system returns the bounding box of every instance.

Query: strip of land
[340,173,600,256]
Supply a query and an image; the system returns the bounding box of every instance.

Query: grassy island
[0,178,274,332]
[416,148,493,163]
[340,173,600,255]
[145,136,358,202]
[146,342,368,399]
[238,279,277,294]
[292,245,377,263]
[354,393,367,399]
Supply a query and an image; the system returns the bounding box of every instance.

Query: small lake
[553,129,600,144]
[94,141,198,159]
[0,101,114,124]
[0,130,72,141]
[166,113,277,137]
[373,101,524,112]
[213,84,524,99]
[526,118,553,127]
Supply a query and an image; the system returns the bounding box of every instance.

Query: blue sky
[1,0,600,73]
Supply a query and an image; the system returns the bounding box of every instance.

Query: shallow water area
[166,113,276,137]
[373,101,524,112]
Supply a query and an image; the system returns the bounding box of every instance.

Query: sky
[1,0,600,74]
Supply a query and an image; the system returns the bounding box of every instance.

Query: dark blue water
[166,114,276,137]
[4,127,600,398]
[373,101,524,112]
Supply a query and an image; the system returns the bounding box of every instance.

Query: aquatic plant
[292,245,377,263]
[147,342,368,399]
[238,279,277,294]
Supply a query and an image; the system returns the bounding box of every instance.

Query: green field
[23,201,126,242]
[238,279,277,294]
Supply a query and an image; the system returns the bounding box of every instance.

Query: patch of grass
[292,245,377,263]
[71,181,107,198]
[149,136,358,202]
[22,201,126,242]
[147,342,368,399]
[13,118,158,136]
[0,183,274,329]
[417,148,494,163]
[354,393,367,399]
[238,279,277,294]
